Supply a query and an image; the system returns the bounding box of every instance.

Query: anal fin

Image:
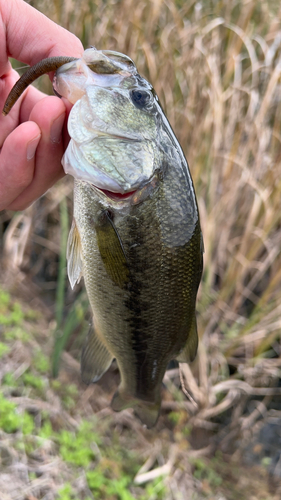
[81,325,113,384]
[176,313,198,363]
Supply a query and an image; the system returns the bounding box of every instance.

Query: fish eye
[130,89,151,109]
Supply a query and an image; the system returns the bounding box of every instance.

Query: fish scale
[73,146,202,427]
[69,50,203,424]
[2,47,203,427]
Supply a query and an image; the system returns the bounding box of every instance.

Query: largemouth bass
[3,48,203,428]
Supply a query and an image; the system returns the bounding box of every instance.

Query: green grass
[57,422,101,466]
[33,350,50,374]
[190,457,223,488]
[0,287,166,499]
[0,393,34,434]
[0,342,10,358]
[0,287,32,342]
[0,389,166,500]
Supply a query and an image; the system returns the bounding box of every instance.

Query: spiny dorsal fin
[66,219,83,289]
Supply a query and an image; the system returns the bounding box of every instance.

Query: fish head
[53,48,165,201]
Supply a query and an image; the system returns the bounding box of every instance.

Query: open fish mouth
[95,187,138,200]
[90,172,160,206]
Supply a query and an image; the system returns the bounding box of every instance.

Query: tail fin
[111,389,161,428]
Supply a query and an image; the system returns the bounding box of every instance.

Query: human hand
[0,0,83,211]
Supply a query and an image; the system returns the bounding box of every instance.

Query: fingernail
[27,134,41,160]
[50,112,65,143]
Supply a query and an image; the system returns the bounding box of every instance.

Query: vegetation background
[1,0,281,498]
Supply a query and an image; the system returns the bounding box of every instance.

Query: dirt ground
[0,279,280,500]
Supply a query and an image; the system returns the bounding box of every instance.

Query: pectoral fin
[176,313,198,363]
[95,211,129,289]
[66,219,83,289]
[81,325,113,384]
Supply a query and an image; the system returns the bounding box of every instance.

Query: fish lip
[92,185,138,201]
[88,171,160,206]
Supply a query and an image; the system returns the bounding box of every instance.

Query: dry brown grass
[1,0,281,496]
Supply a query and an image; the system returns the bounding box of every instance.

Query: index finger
[0,0,84,75]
